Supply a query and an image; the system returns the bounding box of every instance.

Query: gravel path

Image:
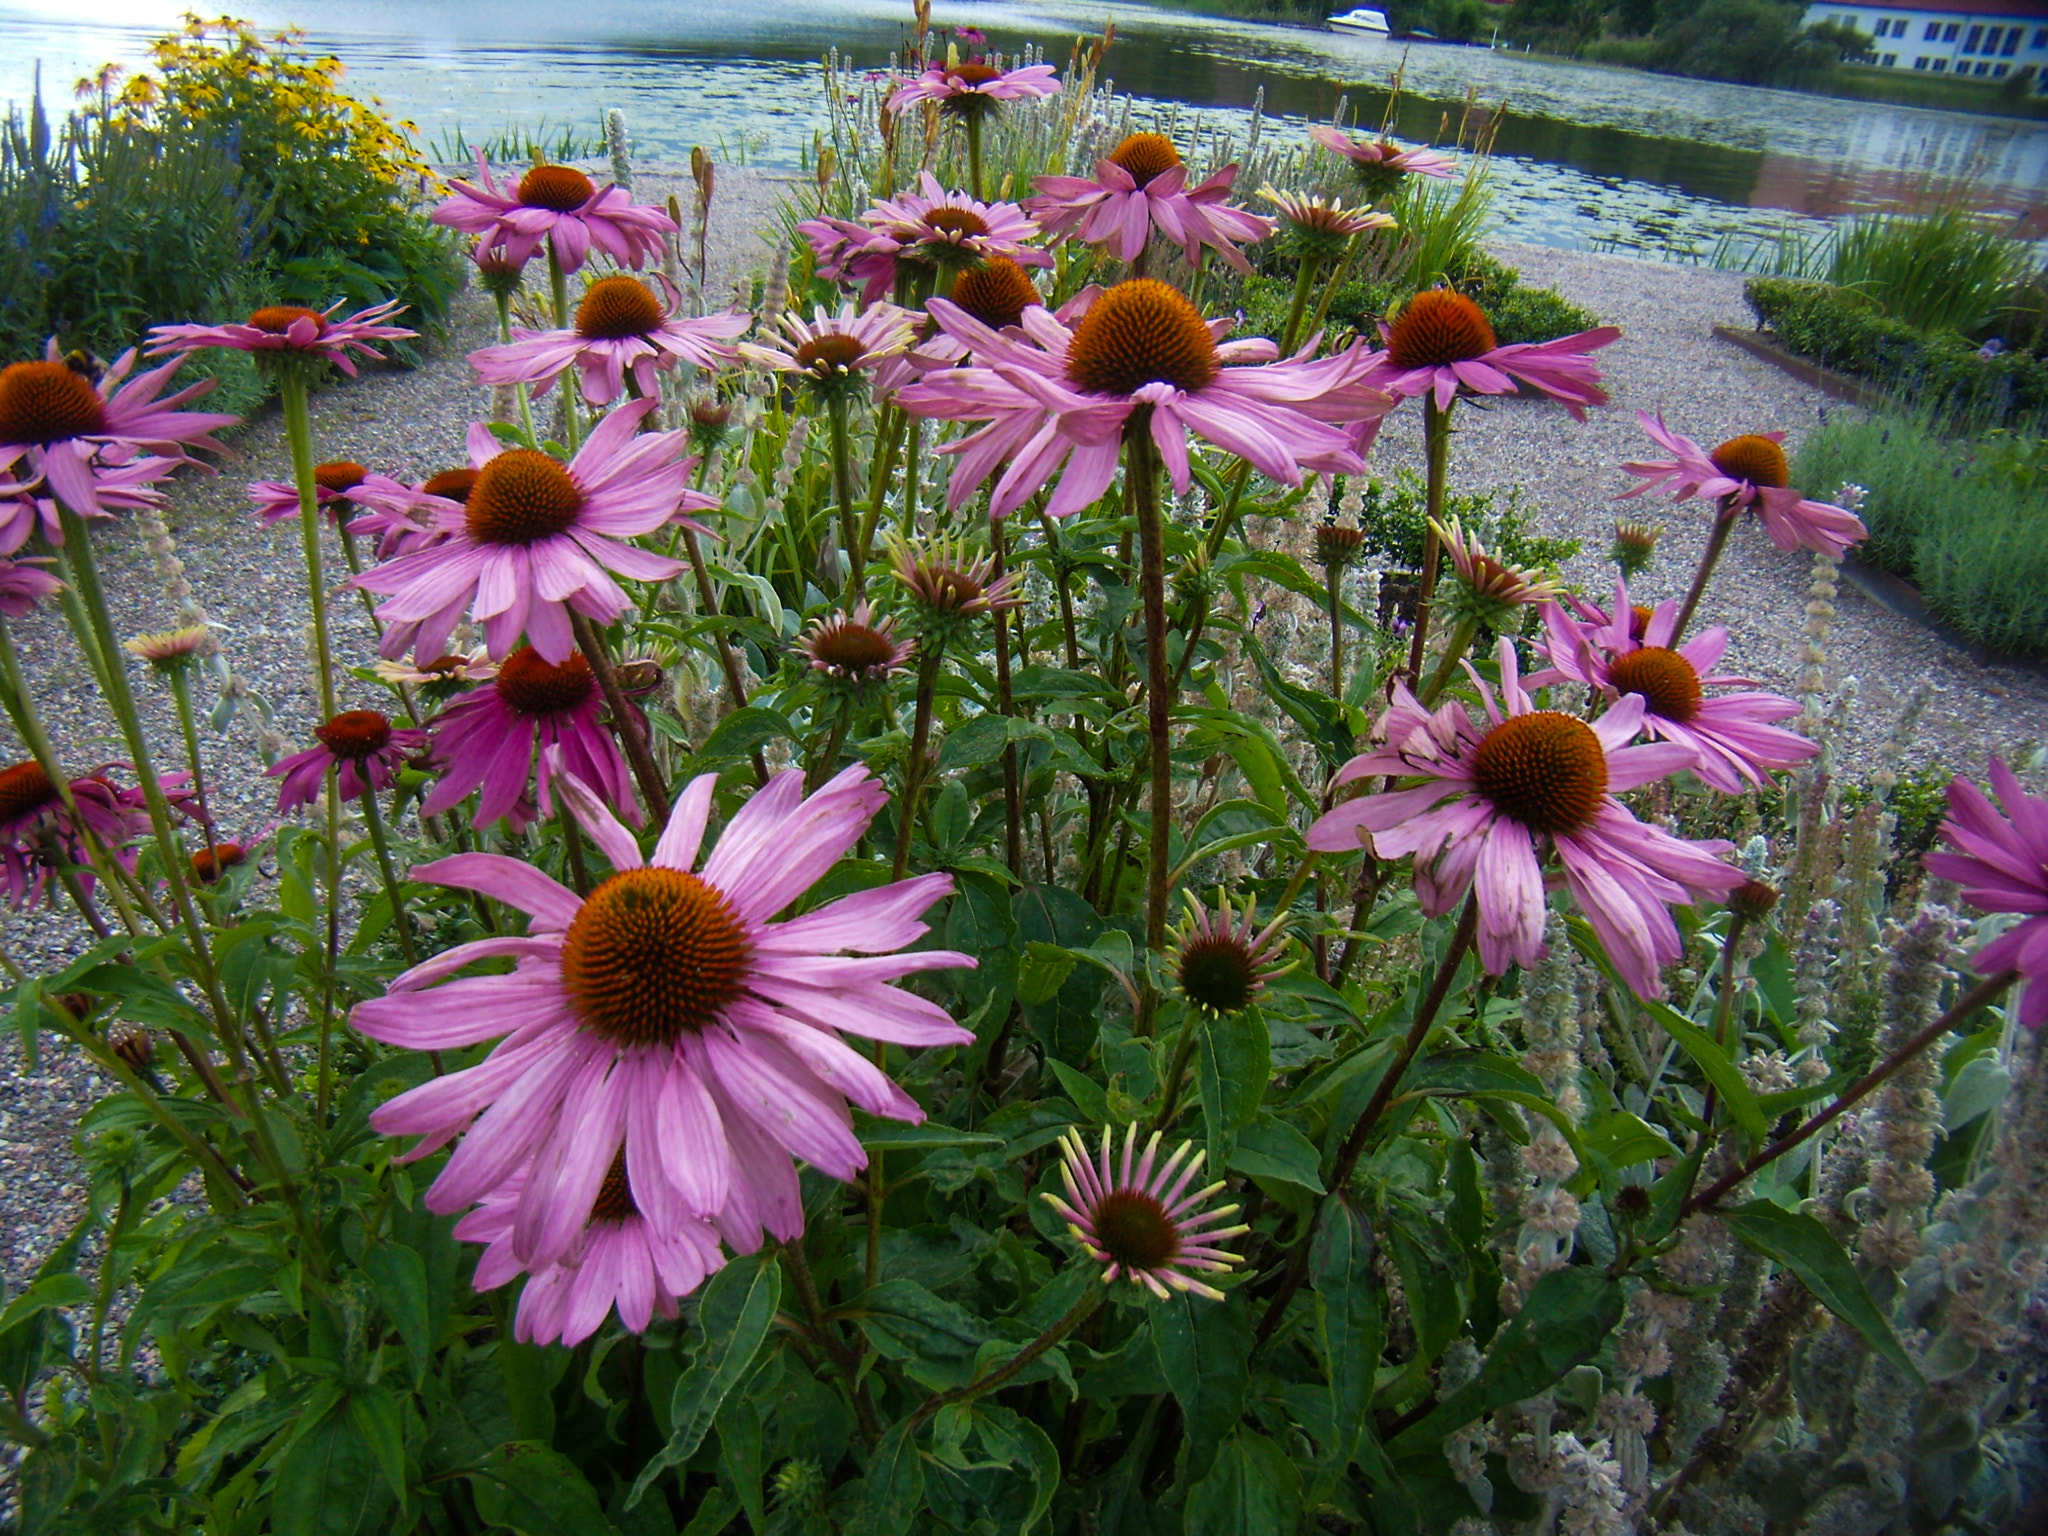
[3,199,2039,1294]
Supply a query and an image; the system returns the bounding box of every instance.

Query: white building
[1801,0,2048,80]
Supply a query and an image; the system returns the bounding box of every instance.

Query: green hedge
[1246,249,1600,352]
[1793,412,2048,657]
[1744,277,2048,424]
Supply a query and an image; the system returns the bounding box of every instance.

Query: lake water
[3,0,2044,259]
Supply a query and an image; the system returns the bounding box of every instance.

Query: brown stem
[992,520,1024,878]
[908,1288,1101,1432]
[1253,895,1478,1348]
[891,646,944,880]
[1131,425,1172,964]
[1684,967,2019,1216]
[779,1238,880,1445]
[1673,497,1741,643]
[573,612,669,821]
[679,524,769,787]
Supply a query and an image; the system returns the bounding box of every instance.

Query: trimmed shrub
[1745,278,2048,425]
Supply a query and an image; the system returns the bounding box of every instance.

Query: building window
[1964,25,1982,52]
[1925,20,1941,38]
[2034,28,2048,48]
[2002,30,2021,54]
[1933,56,1948,69]
[1914,55,1928,67]
[1883,51,1899,64]
[1986,27,2004,51]
[1994,61,2008,74]
[1944,22,1960,40]
[1974,59,1989,73]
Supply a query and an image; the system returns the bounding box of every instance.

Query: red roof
[1826,0,2048,16]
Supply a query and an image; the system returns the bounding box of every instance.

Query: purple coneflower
[469,275,750,407]
[245,460,423,528]
[796,215,902,306]
[1173,890,1292,1015]
[354,405,695,665]
[1261,187,1396,258]
[1042,1125,1248,1300]
[352,765,976,1267]
[0,454,180,551]
[1364,289,1619,420]
[1306,639,1744,999]
[1533,583,1817,793]
[738,304,922,397]
[346,467,474,560]
[431,157,675,273]
[1029,134,1276,274]
[898,279,1389,518]
[1432,515,1563,628]
[420,645,636,830]
[122,625,216,668]
[858,173,1051,277]
[0,759,195,910]
[1927,758,2048,1029]
[0,346,234,519]
[1308,125,1457,200]
[1619,412,1868,560]
[887,59,1061,116]
[147,299,416,378]
[455,1162,726,1344]
[0,556,61,617]
[798,601,915,690]
[268,710,428,813]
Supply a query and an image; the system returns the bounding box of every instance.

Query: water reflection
[1,0,2041,255]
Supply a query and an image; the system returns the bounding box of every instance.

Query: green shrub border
[1744,277,2048,425]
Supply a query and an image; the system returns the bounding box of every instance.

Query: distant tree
[1801,17,1878,62]
[1648,0,1808,83]
[1611,0,1663,36]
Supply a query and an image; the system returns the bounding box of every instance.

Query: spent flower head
[1261,187,1395,261]
[1173,890,1293,1015]
[1043,1125,1248,1300]
[798,601,915,692]
[1430,515,1563,631]
[123,625,217,669]
[885,531,1023,646]
[1609,517,1662,578]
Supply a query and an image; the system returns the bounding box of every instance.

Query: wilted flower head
[468,237,525,299]
[1173,890,1293,1015]
[798,601,915,689]
[1315,521,1367,571]
[267,710,428,812]
[1431,515,1562,630]
[0,555,61,618]
[1042,1126,1248,1300]
[886,531,1023,644]
[147,300,416,379]
[738,303,920,401]
[887,58,1061,119]
[685,397,736,454]
[1261,187,1395,260]
[122,625,216,668]
[372,649,498,691]
[1609,517,1661,578]
[1307,125,1457,202]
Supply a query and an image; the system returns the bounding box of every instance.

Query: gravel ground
[2,198,2039,1296]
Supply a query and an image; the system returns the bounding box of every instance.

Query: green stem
[910,1288,1101,1432]
[277,369,338,720]
[1403,395,1453,690]
[1131,428,1172,966]
[825,393,865,598]
[548,247,581,450]
[495,291,538,442]
[1325,558,1347,702]
[85,1180,134,1379]
[165,665,222,875]
[317,767,342,1123]
[560,799,591,895]
[891,646,944,880]
[964,112,984,201]
[1279,249,1325,357]
[359,787,419,968]
[572,613,671,821]
[1416,616,1480,707]
[992,519,1024,878]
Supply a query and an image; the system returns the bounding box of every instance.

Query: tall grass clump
[1795,409,2048,655]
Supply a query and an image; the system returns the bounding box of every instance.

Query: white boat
[1327,7,1392,34]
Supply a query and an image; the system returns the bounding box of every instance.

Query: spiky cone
[1043,1125,1249,1300]
[1609,517,1661,578]
[1429,515,1563,633]
[884,531,1023,650]
[1172,890,1294,1016]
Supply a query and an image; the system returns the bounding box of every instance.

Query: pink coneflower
[948,257,1047,330]
[738,304,921,394]
[1432,515,1563,627]
[372,648,498,690]
[1029,134,1276,274]
[1619,412,1868,559]
[1041,1125,1248,1300]
[147,300,416,378]
[431,156,676,273]
[1533,584,1817,793]
[887,59,1061,117]
[1306,639,1744,999]
[420,645,635,830]
[469,275,750,407]
[455,1162,725,1344]
[1308,125,1457,200]
[0,454,181,551]
[0,347,234,520]
[267,710,428,813]
[354,405,694,666]
[1173,890,1291,1015]
[0,759,194,909]
[346,467,473,560]
[798,602,915,689]
[1926,758,2048,1029]
[954,25,988,44]
[858,173,1052,277]
[898,279,1389,518]
[0,556,61,617]
[1364,289,1619,420]
[1261,187,1396,258]
[245,460,423,528]
[797,214,902,306]
[352,765,976,1267]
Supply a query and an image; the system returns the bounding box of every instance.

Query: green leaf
[847,1418,925,1536]
[937,713,1050,772]
[850,1280,992,1389]
[1044,1059,1112,1128]
[471,1442,622,1535]
[853,1115,1003,1152]
[1017,942,1077,1007]
[1228,1115,1326,1194]
[1581,1110,1679,1172]
[345,1386,408,1507]
[1310,1205,1384,1500]
[269,1399,392,1536]
[1197,1007,1270,1166]
[695,705,793,766]
[1642,1001,1767,1141]
[362,1243,431,1389]
[1388,1217,1462,1368]
[1184,1429,1304,1536]
[627,1253,781,1510]
[1150,1288,1252,1468]
[1388,1267,1624,1454]
[1720,1201,1920,1382]
[972,1405,1060,1534]
[1403,1049,1545,1098]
